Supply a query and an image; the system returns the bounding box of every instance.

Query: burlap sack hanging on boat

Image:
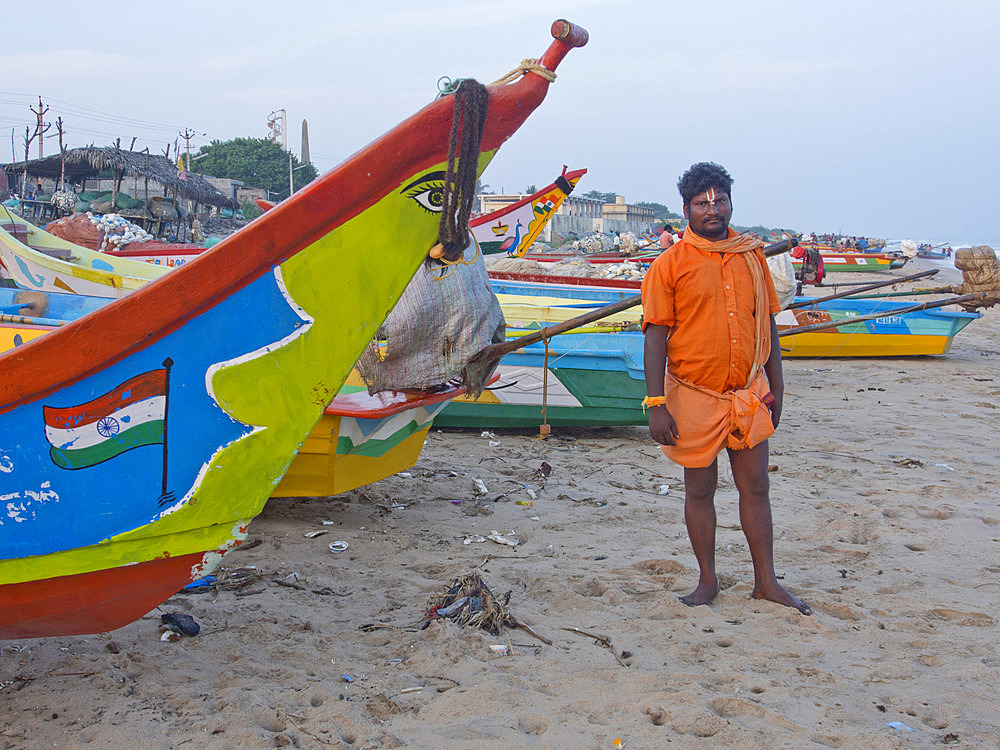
[356,238,506,398]
[766,252,797,310]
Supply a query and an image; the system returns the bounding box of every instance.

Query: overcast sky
[4,0,998,244]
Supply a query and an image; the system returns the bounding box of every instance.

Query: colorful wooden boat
[775,298,979,357]
[915,244,950,260]
[793,247,907,272]
[471,167,585,257]
[436,330,646,428]
[101,241,203,268]
[489,278,979,358]
[0,18,587,639]
[0,291,480,501]
[273,375,490,497]
[519,249,659,264]
[440,276,980,428]
[0,212,168,297]
[516,246,907,272]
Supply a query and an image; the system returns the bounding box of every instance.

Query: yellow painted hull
[780,332,956,357]
[272,417,432,498]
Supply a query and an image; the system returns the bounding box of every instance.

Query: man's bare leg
[680,460,720,606]
[728,441,811,615]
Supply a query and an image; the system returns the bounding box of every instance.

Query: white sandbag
[767,252,797,310]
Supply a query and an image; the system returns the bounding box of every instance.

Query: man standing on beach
[641,162,810,615]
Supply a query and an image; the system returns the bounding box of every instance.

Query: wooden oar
[786,268,940,310]
[846,286,952,300]
[0,313,65,328]
[779,293,987,337]
[483,294,642,358]
[763,238,797,257]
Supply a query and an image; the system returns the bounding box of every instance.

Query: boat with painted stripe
[0,213,167,297]
[489,278,979,358]
[1,294,477,500]
[470,167,586,257]
[273,374,493,497]
[0,18,587,639]
[441,278,979,427]
[775,298,979,357]
[436,331,646,428]
[793,251,907,272]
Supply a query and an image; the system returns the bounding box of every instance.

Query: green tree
[192,137,318,200]
[525,184,537,194]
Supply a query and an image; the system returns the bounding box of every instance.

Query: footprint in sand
[812,601,864,621]
[926,608,995,627]
[632,558,688,578]
[708,697,802,732]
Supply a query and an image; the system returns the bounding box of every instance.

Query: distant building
[603,195,655,229]
[204,177,269,206]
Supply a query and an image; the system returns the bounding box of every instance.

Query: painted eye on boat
[404,179,446,214]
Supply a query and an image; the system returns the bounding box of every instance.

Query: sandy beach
[2,258,999,749]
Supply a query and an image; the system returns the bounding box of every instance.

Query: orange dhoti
[660,370,775,469]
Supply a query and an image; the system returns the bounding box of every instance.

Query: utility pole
[179,128,196,174]
[22,126,36,196]
[54,117,67,191]
[178,129,197,243]
[30,97,50,158]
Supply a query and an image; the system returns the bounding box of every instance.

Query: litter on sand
[304,530,329,539]
[488,530,519,547]
[160,613,200,637]
[329,541,349,553]
[423,572,513,634]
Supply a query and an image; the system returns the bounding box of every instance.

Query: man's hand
[768,389,783,428]
[649,407,679,445]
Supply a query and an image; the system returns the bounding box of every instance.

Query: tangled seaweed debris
[421,572,552,645]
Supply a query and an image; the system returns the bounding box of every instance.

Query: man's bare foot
[752,582,811,615]
[679,580,719,607]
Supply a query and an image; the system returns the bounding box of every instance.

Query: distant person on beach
[659,223,675,249]
[641,161,810,615]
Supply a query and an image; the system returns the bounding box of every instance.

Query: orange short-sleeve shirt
[641,237,781,393]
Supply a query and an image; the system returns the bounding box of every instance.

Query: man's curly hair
[678,162,733,207]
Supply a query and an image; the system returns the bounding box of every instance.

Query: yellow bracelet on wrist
[642,396,667,413]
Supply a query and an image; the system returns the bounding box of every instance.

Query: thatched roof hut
[2,146,237,209]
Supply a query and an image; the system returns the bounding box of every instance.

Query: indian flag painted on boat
[43,366,170,470]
